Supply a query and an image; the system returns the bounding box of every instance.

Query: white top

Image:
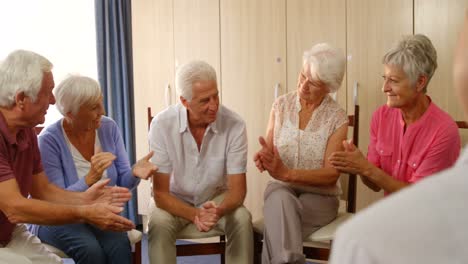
[273,91,348,195]
[149,103,247,206]
[62,121,107,180]
[330,146,468,264]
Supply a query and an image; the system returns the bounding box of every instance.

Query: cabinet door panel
[347,0,413,210]
[220,0,287,220]
[415,0,468,145]
[132,0,175,216]
[287,0,347,107]
[174,0,221,93]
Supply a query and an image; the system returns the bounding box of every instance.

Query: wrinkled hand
[329,140,370,175]
[257,138,290,181]
[193,201,220,232]
[87,151,116,186]
[84,203,135,232]
[253,137,271,172]
[133,151,158,180]
[83,179,132,207]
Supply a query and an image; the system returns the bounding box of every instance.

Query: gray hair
[383,34,437,93]
[176,60,217,101]
[303,43,346,93]
[54,75,102,116]
[0,50,53,107]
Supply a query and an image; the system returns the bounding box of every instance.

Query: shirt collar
[398,96,434,127]
[178,104,219,134]
[0,111,29,149]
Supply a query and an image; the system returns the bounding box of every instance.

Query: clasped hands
[253,136,290,182]
[193,201,223,232]
[328,139,374,179]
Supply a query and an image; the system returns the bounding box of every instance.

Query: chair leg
[132,241,142,264]
[220,235,226,264]
[253,232,263,264]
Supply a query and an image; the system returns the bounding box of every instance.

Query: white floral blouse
[273,91,348,196]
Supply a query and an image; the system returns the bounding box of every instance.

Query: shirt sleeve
[148,117,172,174]
[38,130,88,192]
[367,109,381,168]
[29,130,43,175]
[0,137,14,183]
[409,122,461,182]
[226,120,248,175]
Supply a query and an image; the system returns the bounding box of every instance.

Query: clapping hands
[253,136,290,182]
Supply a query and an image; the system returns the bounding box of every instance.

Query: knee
[264,188,294,208]
[76,243,106,262]
[226,206,252,227]
[148,208,178,241]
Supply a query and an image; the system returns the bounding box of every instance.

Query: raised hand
[83,178,132,207]
[83,203,135,232]
[260,146,290,182]
[87,151,116,186]
[253,136,272,172]
[132,151,158,180]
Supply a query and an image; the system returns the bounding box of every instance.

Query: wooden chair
[456,121,468,129]
[34,126,143,264]
[147,107,226,263]
[252,103,360,263]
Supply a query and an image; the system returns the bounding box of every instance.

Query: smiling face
[22,71,55,126]
[182,79,219,126]
[382,64,423,109]
[297,64,327,101]
[70,96,105,131]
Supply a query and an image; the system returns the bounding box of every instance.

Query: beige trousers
[262,182,339,264]
[0,224,62,264]
[148,193,253,264]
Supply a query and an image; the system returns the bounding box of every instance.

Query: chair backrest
[456,121,468,129]
[340,104,359,214]
[148,107,153,129]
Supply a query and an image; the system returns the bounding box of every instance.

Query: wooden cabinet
[132,0,175,216]
[415,0,468,144]
[132,0,468,219]
[346,0,413,210]
[287,0,347,107]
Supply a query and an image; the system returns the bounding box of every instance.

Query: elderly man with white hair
[253,43,348,264]
[147,60,253,264]
[0,50,135,264]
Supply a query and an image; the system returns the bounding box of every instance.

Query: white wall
[0,0,97,126]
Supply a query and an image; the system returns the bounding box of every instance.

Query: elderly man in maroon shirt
[0,50,135,264]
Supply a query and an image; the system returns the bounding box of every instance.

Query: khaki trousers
[262,182,339,264]
[148,193,253,264]
[0,224,62,264]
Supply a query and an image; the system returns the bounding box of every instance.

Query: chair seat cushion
[127,229,143,244]
[253,212,353,244]
[176,224,225,239]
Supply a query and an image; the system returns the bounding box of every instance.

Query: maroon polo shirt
[0,112,43,245]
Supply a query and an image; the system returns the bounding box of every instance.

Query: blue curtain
[95,0,139,224]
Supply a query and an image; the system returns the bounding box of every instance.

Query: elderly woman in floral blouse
[254,43,348,264]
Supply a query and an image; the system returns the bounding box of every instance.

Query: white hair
[54,75,102,116]
[383,34,437,93]
[0,50,53,107]
[175,60,217,101]
[303,43,345,93]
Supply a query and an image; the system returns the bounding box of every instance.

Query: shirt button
[397,160,400,163]
[380,150,384,154]
[412,163,417,167]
